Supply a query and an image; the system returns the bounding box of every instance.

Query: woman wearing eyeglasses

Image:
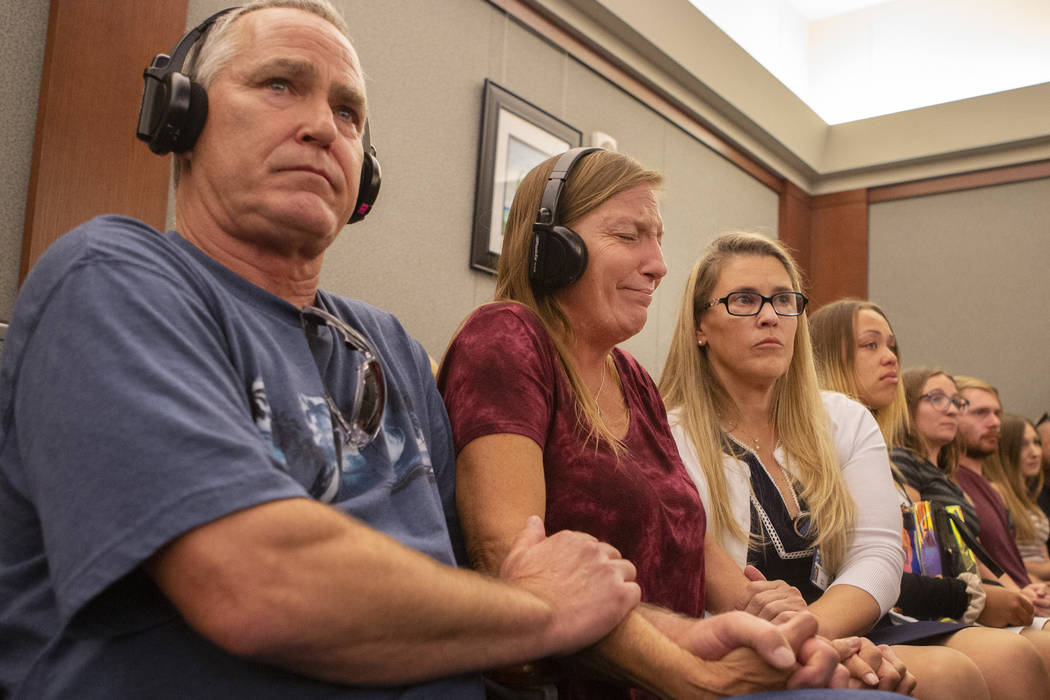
[438,152,890,699]
[657,233,1005,699]
[891,368,978,523]
[809,300,1050,696]
[990,414,1050,581]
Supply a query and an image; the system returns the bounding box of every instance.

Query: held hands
[499,516,641,655]
[730,567,915,694]
[677,609,846,693]
[833,637,916,694]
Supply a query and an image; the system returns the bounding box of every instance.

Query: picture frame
[471,79,582,274]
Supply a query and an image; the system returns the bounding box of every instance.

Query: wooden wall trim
[779,185,868,310]
[778,180,813,279]
[20,0,188,284]
[489,0,783,193]
[868,159,1050,204]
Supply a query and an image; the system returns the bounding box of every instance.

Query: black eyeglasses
[705,291,808,317]
[300,306,386,454]
[920,391,970,415]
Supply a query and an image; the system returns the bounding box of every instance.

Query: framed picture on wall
[471,79,582,275]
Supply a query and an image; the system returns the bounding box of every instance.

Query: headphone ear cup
[349,147,381,224]
[172,79,208,153]
[143,72,206,156]
[529,225,588,293]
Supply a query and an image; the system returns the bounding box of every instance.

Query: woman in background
[809,299,1050,696]
[990,413,1050,581]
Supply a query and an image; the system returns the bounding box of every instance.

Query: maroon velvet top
[439,303,707,698]
[955,465,1030,586]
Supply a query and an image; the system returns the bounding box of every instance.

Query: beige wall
[869,177,1050,420]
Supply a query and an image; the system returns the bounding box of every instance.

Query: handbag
[902,500,1004,578]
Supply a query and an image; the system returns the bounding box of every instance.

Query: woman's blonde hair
[990,413,1043,542]
[899,367,962,474]
[494,148,662,452]
[809,299,907,447]
[658,232,855,574]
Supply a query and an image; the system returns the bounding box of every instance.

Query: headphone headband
[537,147,603,229]
[168,7,238,75]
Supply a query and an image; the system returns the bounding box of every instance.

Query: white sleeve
[667,409,751,570]
[821,392,904,615]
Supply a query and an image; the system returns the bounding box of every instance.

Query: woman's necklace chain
[725,422,810,533]
[732,425,766,453]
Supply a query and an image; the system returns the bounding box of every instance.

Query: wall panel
[869,177,1050,419]
[20,0,188,283]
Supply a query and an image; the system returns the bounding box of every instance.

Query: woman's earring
[697,339,705,347]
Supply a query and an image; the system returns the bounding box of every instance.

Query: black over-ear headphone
[529,146,604,294]
[135,6,380,225]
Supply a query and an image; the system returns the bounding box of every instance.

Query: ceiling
[540,0,1050,191]
[688,0,1050,124]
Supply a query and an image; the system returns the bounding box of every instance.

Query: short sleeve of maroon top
[439,302,706,617]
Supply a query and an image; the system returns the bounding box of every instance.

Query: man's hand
[979,584,1035,627]
[732,565,809,623]
[677,610,842,690]
[668,612,847,696]
[499,516,641,654]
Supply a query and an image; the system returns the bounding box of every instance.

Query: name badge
[810,549,830,591]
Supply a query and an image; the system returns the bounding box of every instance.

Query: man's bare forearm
[146,499,635,685]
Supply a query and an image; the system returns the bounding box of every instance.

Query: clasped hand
[732,565,916,694]
[498,516,641,654]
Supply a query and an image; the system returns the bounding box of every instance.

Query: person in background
[897,370,1050,643]
[953,376,1050,612]
[991,414,1050,581]
[656,232,1010,698]
[440,150,889,699]
[809,299,1050,697]
[1034,413,1050,546]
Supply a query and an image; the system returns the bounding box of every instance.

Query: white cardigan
[669,391,904,616]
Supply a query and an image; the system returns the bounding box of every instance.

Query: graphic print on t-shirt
[249,379,438,503]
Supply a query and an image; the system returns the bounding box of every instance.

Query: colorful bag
[901,500,944,576]
[902,501,997,578]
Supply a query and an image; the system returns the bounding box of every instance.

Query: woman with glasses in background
[809,300,1050,697]
[657,233,1005,699]
[989,414,1050,581]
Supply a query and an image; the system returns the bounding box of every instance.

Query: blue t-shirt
[0,216,483,699]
